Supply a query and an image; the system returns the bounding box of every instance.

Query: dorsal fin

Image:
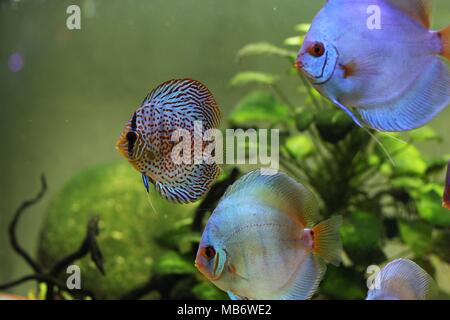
[367,259,436,300]
[219,170,322,228]
[385,0,432,29]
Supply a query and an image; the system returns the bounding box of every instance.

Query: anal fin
[359,58,450,132]
[273,255,326,300]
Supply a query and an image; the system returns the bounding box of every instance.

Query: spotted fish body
[367,259,436,300]
[116,79,221,203]
[195,170,343,300]
[444,160,450,210]
[296,0,450,132]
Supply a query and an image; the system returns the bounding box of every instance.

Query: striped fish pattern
[116,79,221,203]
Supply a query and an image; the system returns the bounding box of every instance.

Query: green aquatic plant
[2,22,449,300]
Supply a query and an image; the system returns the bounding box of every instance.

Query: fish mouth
[294,59,304,71]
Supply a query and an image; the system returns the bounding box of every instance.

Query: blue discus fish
[116,79,221,203]
[296,0,450,132]
[367,259,436,300]
[195,170,343,300]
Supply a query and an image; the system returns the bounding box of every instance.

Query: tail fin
[439,25,450,60]
[312,215,343,266]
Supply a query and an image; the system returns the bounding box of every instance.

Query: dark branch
[50,216,105,277]
[8,174,47,274]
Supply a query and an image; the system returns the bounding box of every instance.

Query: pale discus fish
[296,0,450,132]
[366,258,436,300]
[195,170,343,300]
[116,79,221,203]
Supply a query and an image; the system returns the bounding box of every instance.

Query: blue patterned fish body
[296,0,450,132]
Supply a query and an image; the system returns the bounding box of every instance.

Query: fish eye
[204,246,216,260]
[308,42,325,58]
[126,131,138,154]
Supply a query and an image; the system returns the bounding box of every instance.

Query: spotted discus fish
[296,0,450,132]
[116,79,221,203]
[195,170,343,300]
[367,259,436,300]
[443,160,450,210]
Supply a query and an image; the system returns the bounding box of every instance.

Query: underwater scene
[1,0,450,301]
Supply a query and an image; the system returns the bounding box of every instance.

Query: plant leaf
[236,42,295,61]
[230,71,278,88]
[379,137,427,175]
[152,251,196,275]
[285,134,315,159]
[229,90,290,126]
[408,126,442,142]
[284,36,304,47]
[294,23,311,33]
[415,184,450,227]
[399,220,433,257]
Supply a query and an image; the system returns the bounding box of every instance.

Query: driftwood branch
[8,174,47,274]
[0,175,104,300]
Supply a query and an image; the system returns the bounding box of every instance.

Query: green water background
[0,0,449,295]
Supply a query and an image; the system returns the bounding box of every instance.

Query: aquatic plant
[1,23,449,300]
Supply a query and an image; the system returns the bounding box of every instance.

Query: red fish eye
[204,246,216,260]
[308,42,325,58]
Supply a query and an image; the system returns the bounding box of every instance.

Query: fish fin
[385,0,431,28]
[227,291,248,300]
[438,25,450,60]
[332,99,363,128]
[312,216,343,266]
[147,78,221,128]
[339,53,382,79]
[221,170,322,227]
[367,259,436,300]
[444,160,450,210]
[155,164,220,203]
[142,174,151,193]
[359,58,450,131]
[274,255,326,300]
[332,99,396,165]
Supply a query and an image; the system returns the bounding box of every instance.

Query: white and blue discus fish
[296,0,450,132]
[367,258,437,300]
[195,169,343,300]
[116,79,221,203]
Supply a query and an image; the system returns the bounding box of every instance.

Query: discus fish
[295,0,450,132]
[367,259,436,300]
[195,170,343,300]
[116,79,221,203]
[443,159,450,210]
